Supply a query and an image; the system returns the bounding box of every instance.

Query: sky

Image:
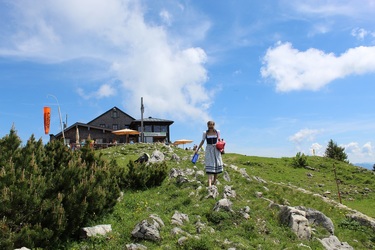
[1,0,375,165]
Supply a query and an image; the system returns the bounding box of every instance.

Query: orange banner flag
[44,106,51,134]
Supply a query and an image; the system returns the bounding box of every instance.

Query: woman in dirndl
[195,120,223,187]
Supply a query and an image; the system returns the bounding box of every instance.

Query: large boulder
[279,206,311,240]
[295,206,334,235]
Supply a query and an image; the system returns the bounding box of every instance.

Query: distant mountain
[353,162,374,170]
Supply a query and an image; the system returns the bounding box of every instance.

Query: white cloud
[160,9,172,26]
[261,42,375,92]
[0,0,212,123]
[351,28,369,40]
[285,0,375,19]
[77,83,116,100]
[289,128,320,144]
[310,142,323,156]
[343,141,373,157]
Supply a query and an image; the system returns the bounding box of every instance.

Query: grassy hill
[66,143,375,249]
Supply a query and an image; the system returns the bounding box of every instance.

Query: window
[100,124,106,128]
[112,124,118,130]
[144,125,152,132]
[154,125,161,132]
[112,110,118,118]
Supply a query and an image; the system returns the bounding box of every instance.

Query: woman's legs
[212,174,218,185]
[208,174,218,187]
[208,174,212,187]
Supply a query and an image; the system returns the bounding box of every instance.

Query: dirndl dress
[204,132,223,174]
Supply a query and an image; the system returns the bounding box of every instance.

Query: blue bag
[191,153,199,164]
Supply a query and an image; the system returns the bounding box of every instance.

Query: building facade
[50,106,174,147]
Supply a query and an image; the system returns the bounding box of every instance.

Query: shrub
[291,152,308,168]
[124,160,168,190]
[0,129,121,249]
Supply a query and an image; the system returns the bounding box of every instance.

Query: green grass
[64,144,375,249]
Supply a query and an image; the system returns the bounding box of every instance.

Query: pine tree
[324,139,348,163]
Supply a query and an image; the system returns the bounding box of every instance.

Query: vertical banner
[44,106,51,134]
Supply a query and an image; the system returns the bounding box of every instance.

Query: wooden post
[333,164,342,204]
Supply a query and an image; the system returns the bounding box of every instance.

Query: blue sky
[1,0,375,164]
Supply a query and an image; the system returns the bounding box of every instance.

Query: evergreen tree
[324,139,348,163]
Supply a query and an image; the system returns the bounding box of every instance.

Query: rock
[346,212,375,230]
[213,198,233,212]
[177,236,189,245]
[171,211,189,226]
[171,227,185,236]
[131,220,161,241]
[81,224,112,238]
[239,168,252,181]
[223,185,236,198]
[125,243,148,250]
[318,235,353,250]
[279,206,311,240]
[149,150,164,163]
[255,192,263,198]
[205,185,219,199]
[295,206,334,235]
[170,153,180,161]
[195,218,206,234]
[150,214,164,228]
[253,176,267,183]
[223,171,231,181]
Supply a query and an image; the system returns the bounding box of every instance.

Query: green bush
[0,128,121,249]
[291,152,308,168]
[124,160,168,190]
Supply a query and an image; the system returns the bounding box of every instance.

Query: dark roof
[53,122,115,137]
[86,106,136,124]
[131,117,174,123]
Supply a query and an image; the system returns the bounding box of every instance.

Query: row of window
[99,123,168,132]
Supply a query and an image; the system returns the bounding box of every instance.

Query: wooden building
[49,106,174,147]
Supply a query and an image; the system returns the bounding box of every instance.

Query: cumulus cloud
[0,0,212,122]
[289,128,320,144]
[261,42,375,92]
[343,141,373,157]
[77,83,116,100]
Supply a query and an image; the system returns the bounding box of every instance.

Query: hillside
[67,143,375,249]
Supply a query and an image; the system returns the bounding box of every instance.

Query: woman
[195,120,223,187]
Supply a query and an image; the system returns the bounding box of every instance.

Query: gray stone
[125,243,148,250]
[149,150,164,163]
[213,198,233,212]
[81,224,112,238]
[318,235,353,250]
[131,220,161,241]
[171,211,189,226]
[223,171,231,182]
[205,185,219,199]
[279,206,311,240]
[223,185,236,198]
[295,206,334,235]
